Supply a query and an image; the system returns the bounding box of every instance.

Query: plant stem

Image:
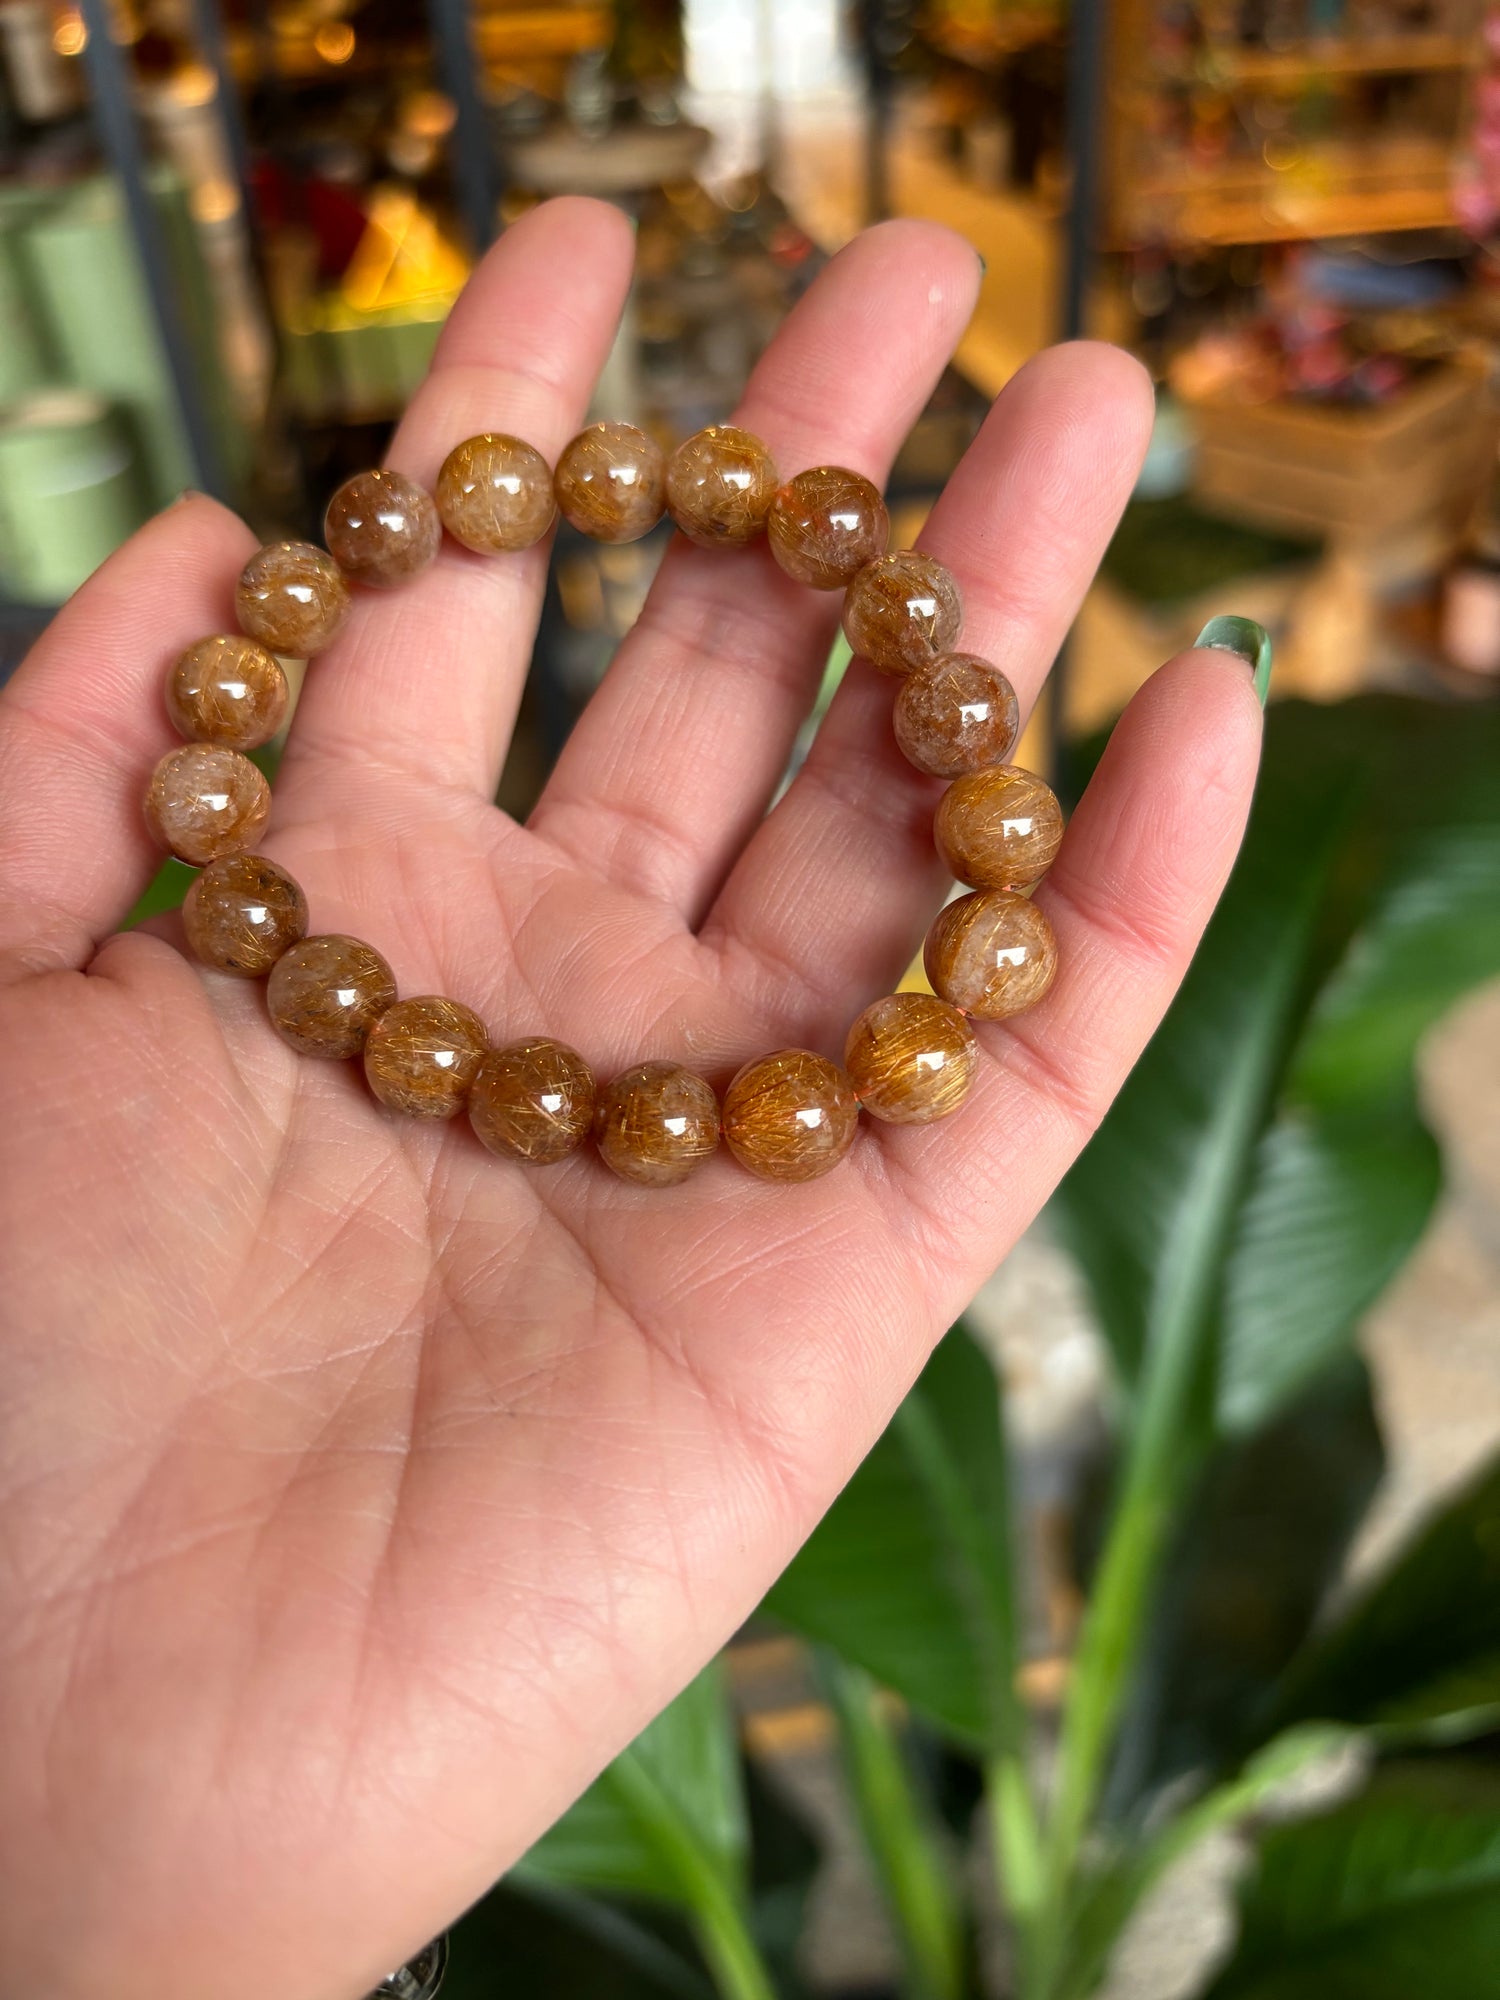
[819,1651,969,2000]
[892,1378,1048,1940]
[609,1754,779,2000]
[1045,1726,1354,2000]
[1030,879,1322,1997]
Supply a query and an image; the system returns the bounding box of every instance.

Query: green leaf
[1053,697,1500,1451]
[764,1325,1018,1754]
[446,1879,716,2000]
[1105,1358,1383,1808]
[520,1668,777,2000]
[1270,1448,1500,1734]
[1203,1760,1500,2000]
[1216,1112,1438,1434]
[1055,1726,1353,2000]
[522,1665,746,1902]
[1034,699,1500,1979]
[1051,702,1357,1431]
[1294,821,1500,1119]
[815,1651,971,2000]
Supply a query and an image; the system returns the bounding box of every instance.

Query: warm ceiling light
[314,20,355,63]
[52,9,87,55]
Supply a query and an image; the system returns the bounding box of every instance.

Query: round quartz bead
[554,421,666,543]
[665,425,779,549]
[236,540,350,656]
[767,465,889,589]
[924,889,1058,1020]
[469,1036,596,1164]
[144,743,270,866]
[436,432,557,553]
[166,635,288,750]
[722,1049,860,1183]
[267,934,397,1060]
[594,1060,719,1186]
[842,551,961,674]
[363,997,488,1120]
[934,765,1063,890]
[894,653,1020,777]
[845,992,978,1124]
[183,853,308,977]
[324,469,442,587]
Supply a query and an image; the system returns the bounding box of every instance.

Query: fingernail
[170,487,206,508]
[1195,614,1273,707]
[976,252,988,276]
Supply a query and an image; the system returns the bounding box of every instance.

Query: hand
[0,199,1262,2000]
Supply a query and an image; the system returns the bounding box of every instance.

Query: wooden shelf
[1107,0,1481,249]
[1151,30,1480,85]
[1116,134,1461,243]
[1118,184,1457,245]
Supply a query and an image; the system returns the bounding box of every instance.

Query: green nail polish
[1195,614,1274,707]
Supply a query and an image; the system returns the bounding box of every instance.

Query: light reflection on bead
[924,889,1058,1019]
[436,433,556,552]
[594,1061,718,1185]
[768,466,888,588]
[183,853,308,977]
[364,997,488,1119]
[555,421,666,543]
[722,1048,860,1181]
[933,765,1063,890]
[167,635,288,749]
[144,743,271,865]
[236,541,350,656]
[268,934,396,1059]
[325,469,442,587]
[845,993,977,1123]
[841,551,962,674]
[894,653,1019,776]
[470,1037,596,1163]
[665,425,779,548]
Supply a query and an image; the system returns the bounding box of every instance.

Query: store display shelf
[1118,136,1458,243]
[1118,182,1458,244]
[1148,31,1481,86]
[223,6,608,86]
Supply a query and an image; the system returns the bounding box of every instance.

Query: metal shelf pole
[76,0,233,502]
[426,0,499,255]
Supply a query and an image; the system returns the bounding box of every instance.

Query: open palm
[0,200,1263,2000]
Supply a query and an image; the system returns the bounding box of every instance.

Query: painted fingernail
[1195,614,1273,707]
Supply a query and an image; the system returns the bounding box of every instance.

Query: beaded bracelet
[143,420,1060,1189]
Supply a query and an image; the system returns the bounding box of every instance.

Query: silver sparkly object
[370,1932,448,1999]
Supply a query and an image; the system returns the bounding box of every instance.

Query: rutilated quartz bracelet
[144,418,1060,1190]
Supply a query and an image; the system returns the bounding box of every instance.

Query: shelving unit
[1105,0,1485,248]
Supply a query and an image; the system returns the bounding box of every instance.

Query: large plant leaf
[764,1324,1018,1753]
[1293,819,1500,1118]
[815,1650,971,2000]
[1052,697,1500,1452]
[520,1664,746,1903]
[1202,1760,1500,2000]
[462,1756,818,2000]
[1268,1448,1500,1735]
[445,1879,715,2000]
[1216,1110,1438,1434]
[1105,1357,1383,1809]
[1050,702,1357,1435]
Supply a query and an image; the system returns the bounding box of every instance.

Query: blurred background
[4,7,1500,1999]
